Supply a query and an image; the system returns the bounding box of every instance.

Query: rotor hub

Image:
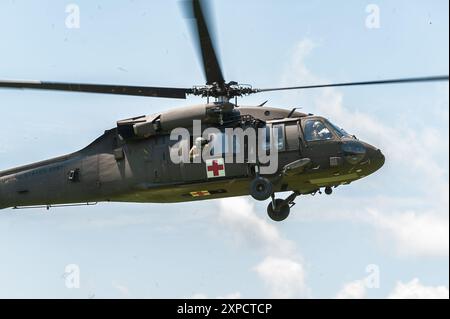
[190,82,256,99]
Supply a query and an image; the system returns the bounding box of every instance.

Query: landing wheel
[250,177,273,201]
[267,199,290,222]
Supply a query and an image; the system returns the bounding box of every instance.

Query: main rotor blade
[184,0,225,86]
[0,80,191,99]
[256,76,449,93]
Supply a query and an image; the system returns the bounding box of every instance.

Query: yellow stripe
[190,191,210,197]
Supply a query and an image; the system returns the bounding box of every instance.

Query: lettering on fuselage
[15,165,65,181]
[0,164,65,184]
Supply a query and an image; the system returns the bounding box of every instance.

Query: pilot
[312,121,332,140]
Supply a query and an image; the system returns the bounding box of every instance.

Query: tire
[250,177,273,201]
[267,199,290,222]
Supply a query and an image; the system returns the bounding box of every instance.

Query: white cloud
[388,279,449,299]
[335,280,367,299]
[217,198,295,256]
[335,277,449,299]
[217,197,307,298]
[367,210,449,257]
[254,256,308,299]
[282,39,318,88]
[293,196,449,258]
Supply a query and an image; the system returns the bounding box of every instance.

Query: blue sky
[0,0,448,298]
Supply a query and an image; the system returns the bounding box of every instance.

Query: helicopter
[0,0,448,221]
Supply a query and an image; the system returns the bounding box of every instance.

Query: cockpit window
[304,119,333,142]
[327,120,351,139]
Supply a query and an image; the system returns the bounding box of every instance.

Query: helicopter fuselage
[0,105,385,210]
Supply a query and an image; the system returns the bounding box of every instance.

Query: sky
[0,0,448,299]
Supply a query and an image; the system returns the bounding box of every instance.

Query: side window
[303,119,333,142]
[273,124,285,151]
[262,124,285,151]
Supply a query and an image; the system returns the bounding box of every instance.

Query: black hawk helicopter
[0,0,448,221]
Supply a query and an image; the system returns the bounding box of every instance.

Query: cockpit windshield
[304,119,333,141]
[326,120,352,138]
[303,118,352,141]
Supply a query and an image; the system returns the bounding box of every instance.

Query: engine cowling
[116,103,235,139]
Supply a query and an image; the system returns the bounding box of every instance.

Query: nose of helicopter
[362,142,385,173]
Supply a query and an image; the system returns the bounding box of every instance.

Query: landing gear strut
[267,192,299,222]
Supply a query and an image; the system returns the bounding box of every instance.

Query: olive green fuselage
[0,106,384,209]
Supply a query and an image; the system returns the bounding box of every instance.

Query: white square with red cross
[206,158,226,178]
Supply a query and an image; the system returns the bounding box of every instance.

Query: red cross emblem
[206,158,225,178]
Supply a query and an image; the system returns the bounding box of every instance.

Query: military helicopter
[0,0,448,221]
